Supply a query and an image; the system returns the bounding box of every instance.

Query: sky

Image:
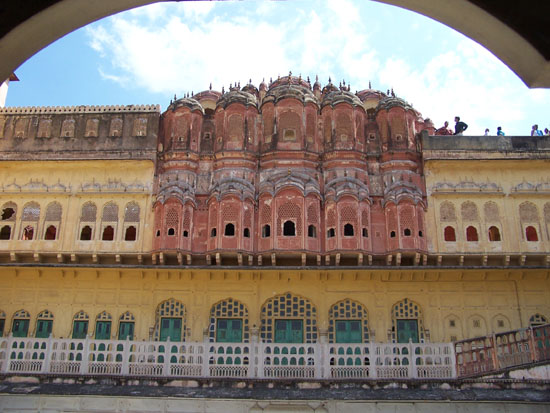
[5,0,550,136]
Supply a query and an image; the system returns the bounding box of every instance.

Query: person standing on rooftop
[497,126,505,136]
[454,116,468,135]
[531,124,543,136]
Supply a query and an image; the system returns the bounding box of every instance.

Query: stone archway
[0,1,549,88]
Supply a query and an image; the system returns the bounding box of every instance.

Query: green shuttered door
[216,319,242,342]
[335,320,362,343]
[397,319,419,343]
[274,319,303,343]
[160,317,182,341]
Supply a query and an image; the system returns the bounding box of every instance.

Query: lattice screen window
[154,298,187,341]
[261,204,272,224]
[208,298,250,342]
[327,208,336,228]
[102,202,119,222]
[119,311,135,322]
[307,204,318,224]
[244,208,252,228]
[182,209,191,236]
[399,207,414,236]
[45,202,62,221]
[328,299,370,343]
[461,201,479,221]
[387,208,397,238]
[14,118,28,138]
[277,202,302,236]
[96,311,112,321]
[529,314,548,327]
[22,202,40,221]
[37,310,54,320]
[390,298,425,342]
[165,207,179,235]
[483,201,500,222]
[74,311,89,321]
[439,201,456,222]
[340,205,357,225]
[13,309,30,319]
[124,202,140,222]
[260,293,317,343]
[519,201,539,222]
[361,209,369,226]
[80,202,97,222]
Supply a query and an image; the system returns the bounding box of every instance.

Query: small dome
[167,96,204,114]
[356,88,387,102]
[321,89,363,109]
[241,80,259,97]
[263,73,316,106]
[193,89,222,102]
[376,96,414,112]
[217,88,258,109]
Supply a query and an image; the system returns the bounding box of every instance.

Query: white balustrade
[0,335,456,380]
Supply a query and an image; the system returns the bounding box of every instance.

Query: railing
[0,336,456,380]
[2,325,548,381]
[454,324,550,377]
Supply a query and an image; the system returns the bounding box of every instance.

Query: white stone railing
[0,336,456,380]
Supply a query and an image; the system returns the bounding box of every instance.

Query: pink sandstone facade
[153,75,435,264]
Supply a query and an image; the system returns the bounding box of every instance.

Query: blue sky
[6,0,549,135]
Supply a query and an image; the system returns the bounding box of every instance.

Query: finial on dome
[343,79,346,86]
[249,78,252,84]
[288,70,292,78]
[391,88,395,97]
[369,80,372,89]
[307,76,310,83]
[328,77,332,83]
[222,86,225,94]
[174,94,177,100]
[209,83,212,90]
[298,74,301,82]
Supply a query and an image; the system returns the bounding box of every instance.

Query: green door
[35,319,53,338]
[118,322,134,340]
[396,319,419,343]
[160,317,182,341]
[274,319,303,343]
[216,319,242,342]
[95,321,111,340]
[72,320,88,339]
[12,319,29,337]
[335,320,362,343]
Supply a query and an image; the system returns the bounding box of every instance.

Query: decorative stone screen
[260,293,317,343]
[154,298,186,341]
[328,299,370,343]
[102,202,119,222]
[208,298,249,342]
[22,202,40,221]
[45,202,62,221]
[124,202,140,222]
[440,201,456,222]
[80,202,97,222]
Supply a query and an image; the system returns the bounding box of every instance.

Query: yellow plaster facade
[1,267,548,343]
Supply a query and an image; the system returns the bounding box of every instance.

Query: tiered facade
[0,77,549,386]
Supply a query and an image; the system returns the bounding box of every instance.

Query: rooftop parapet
[0,104,160,114]
[422,133,550,159]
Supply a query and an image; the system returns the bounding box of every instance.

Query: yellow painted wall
[0,160,154,253]
[425,159,550,254]
[0,267,548,342]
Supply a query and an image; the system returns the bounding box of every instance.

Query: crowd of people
[434,117,550,136]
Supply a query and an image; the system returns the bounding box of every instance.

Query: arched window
[44,225,57,240]
[307,225,316,238]
[167,227,175,236]
[403,228,411,236]
[466,226,478,242]
[526,226,538,241]
[283,220,296,236]
[362,228,368,238]
[183,230,189,238]
[444,226,456,241]
[155,298,186,341]
[529,314,548,327]
[35,310,54,339]
[224,223,235,236]
[390,231,396,238]
[102,225,114,241]
[0,225,11,240]
[343,223,354,236]
[72,311,89,339]
[327,228,335,238]
[262,224,271,238]
[1,203,16,221]
[488,226,501,241]
[211,228,217,237]
[118,311,135,340]
[80,225,92,241]
[209,298,249,343]
[243,227,250,238]
[11,309,30,337]
[22,225,34,240]
[125,226,137,241]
